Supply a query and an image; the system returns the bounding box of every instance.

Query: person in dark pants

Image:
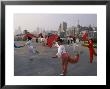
[36,37,38,43]
[70,37,73,44]
[73,37,76,43]
[67,37,70,45]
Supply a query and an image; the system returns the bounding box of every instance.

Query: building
[80,25,97,39]
[50,31,58,34]
[23,29,28,34]
[14,26,22,35]
[66,26,75,36]
[58,22,67,38]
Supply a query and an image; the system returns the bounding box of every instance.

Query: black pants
[67,40,70,45]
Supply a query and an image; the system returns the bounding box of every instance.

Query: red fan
[47,34,59,48]
[23,33,36,39]
[82,32,88,41]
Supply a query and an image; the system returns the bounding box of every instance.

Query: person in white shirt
[56,44,66,58]
[52,39,79,76]
[53,40,66,58]
[26,41,34,53]
[73,37,81,55]
[25,37,39,60]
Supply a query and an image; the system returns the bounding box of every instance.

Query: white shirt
[56,45,66,58]
[26,40,37,54]
[26,40,33,48]
[76,38,79,44]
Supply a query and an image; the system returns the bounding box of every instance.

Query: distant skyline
[14,14,97,32]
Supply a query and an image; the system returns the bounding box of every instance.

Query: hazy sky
[14,14,97,32]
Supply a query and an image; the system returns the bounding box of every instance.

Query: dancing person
[52,39,79,76]
[88,39,97,63]
[25,37,39,54]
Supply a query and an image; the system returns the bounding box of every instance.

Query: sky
[14,14,97,32]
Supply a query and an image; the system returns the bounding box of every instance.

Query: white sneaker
[60,74,64,76]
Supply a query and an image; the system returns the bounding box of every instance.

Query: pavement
[14,41,97,76]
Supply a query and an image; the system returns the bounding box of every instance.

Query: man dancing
[25,37,39,54]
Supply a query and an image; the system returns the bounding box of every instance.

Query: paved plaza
[14,41,97,76]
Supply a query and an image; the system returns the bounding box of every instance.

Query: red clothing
[88,39,96,63]
[60,52,80,76]
[24,34,35,38]
[61,52,79,64]
[47,34,59,48]
[61,53,69,61]
[82,32,88,41]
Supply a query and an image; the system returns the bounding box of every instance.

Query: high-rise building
[58,22,67,38]
[14,26,22,35]
[76,20,80,35]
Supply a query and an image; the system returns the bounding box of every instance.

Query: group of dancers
[14,35,97,76]
[52,38,97,76]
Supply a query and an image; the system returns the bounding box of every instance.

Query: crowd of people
[14,33,97,76]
